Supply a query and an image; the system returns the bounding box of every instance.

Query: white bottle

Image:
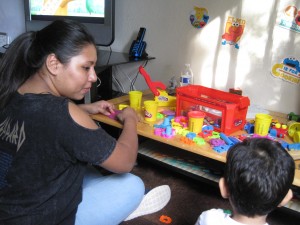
[180,63,194,86]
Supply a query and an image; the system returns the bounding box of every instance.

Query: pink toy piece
[252,134,275,140]
[174,116,187,122]
[154,127,175,138]
[174,116,188,128]
[154,128,163,136]
[162,110,175,116]
[107,110,122,120]
[210,138,225,147]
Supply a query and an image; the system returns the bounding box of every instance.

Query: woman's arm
[69,102,139,173]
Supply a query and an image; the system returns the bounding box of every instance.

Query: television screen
[29,0,105,23]
[25,0,115,46]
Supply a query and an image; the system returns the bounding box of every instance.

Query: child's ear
[219,177,229,199]
[278,189,293,207]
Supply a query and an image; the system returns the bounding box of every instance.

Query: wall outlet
[0,32,8,47]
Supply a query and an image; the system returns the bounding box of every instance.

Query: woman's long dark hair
[0,19,96,109]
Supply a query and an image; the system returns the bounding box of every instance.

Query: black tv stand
[85,49,155,103]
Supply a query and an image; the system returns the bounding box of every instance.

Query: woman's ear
[219,177,230,199]
[278,189,293,207]
[46,53,60,75]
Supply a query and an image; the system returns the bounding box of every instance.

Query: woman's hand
[78,101,115,116]
[116,107,139,124]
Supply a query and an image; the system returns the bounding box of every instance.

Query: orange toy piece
[180,136,194,145]
[159,215,172,224]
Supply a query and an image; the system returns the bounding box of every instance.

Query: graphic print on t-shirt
[0,117,26,188]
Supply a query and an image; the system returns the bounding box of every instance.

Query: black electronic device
[129,27,147,58]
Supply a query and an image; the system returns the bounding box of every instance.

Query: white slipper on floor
[124,185,171,221]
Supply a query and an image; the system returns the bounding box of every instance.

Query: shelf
[138,139,223,186]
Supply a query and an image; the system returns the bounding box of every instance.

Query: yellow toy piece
[288,121,300,142]
[118,104,129,110]
[154,90,176,107]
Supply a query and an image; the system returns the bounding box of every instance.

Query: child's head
[220,138,295,217]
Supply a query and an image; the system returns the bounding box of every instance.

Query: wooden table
[91,90,300,187]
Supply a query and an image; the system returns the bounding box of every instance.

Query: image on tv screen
[30,0,105,18]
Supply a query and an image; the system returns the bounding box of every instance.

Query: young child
[195,138,295,225]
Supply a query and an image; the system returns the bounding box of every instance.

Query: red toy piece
[139,66,166,96]
[270,123,288,138]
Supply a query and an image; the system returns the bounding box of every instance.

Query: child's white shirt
[195,209,269,225]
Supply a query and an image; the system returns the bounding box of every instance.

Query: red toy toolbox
[176,85,250,135]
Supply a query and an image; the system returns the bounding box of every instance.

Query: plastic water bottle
[180,64,194,86]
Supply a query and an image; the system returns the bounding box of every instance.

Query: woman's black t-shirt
[0,93,116,225]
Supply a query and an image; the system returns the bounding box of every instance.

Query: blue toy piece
[165,125,173,136]
[278,140,289,149]
[202,125,214,131]
[213,145,231,153]
[244,122,254,134]
[269,128,277,137]
[228,136,241,144]
[186,132,197,140]
[287,143,300,151]
[154,117,172,129]
[220,132,235,146]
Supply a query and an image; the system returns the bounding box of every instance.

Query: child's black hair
[224,138,295,217]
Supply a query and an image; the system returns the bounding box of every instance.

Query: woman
[0,20,170,225]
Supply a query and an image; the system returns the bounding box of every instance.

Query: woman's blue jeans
[75,166,145,225]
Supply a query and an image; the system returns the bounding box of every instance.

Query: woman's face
[55,44,98,100]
